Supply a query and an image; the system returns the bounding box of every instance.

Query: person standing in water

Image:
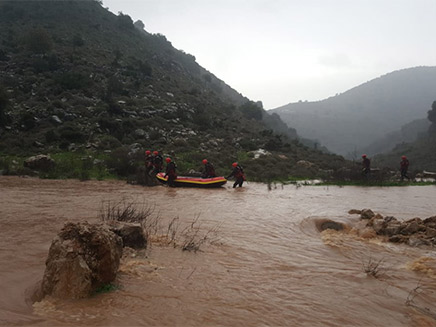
[227,162,246,188]
[152,151,163,175]
[201,159,216,178]
[362,154,371,178]
[400,155,410,181]
[164,157,177,187]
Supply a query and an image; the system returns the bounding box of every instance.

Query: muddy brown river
[1,176,436,326]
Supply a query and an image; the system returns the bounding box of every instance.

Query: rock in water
[316,219,345,232]
[41,222,123,299]
[360,209,375,220]
[111,223,147,249]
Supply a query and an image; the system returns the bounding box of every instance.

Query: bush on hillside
[239,101,263,121]
[24,27,52,54]
[57,72,92,90]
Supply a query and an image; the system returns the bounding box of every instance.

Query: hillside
[0,0,347,181]
[360,118,430,157]
[374,102,436,172]
[270,67,436,157]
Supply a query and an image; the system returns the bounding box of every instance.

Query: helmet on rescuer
[401,155,407,159]
[145,150,151,155]
[232,162,238,167]
[362,154,367,158]
[202,159,208,164]
[165,157,171,163]
[153,151,158,155]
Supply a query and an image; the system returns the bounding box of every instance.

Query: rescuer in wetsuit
[362,154,371,178]
[400,155,410,181]
[145,150,154,175]
[226,162,246,188]
[152,151,163,175]
[201,159,216,178]
[164,157,177,187]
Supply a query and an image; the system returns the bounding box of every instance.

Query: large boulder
[24,154,55,171]
[111,223,147,249]
[41,222,123,299]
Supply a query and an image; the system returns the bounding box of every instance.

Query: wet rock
[371,218,384,233]
[425,227,436,238]
[374,213,383,220]
[111,223,147,249]
[360,209,375,220]
[24,154,55,171]
[423,216,436,229]
[318,220,345,232]
[408,234,431,247]
[389,235,409,243]
[381,223,403,237]
[400,220,424,235]
[348,209,361,215]
[41,222,123,299]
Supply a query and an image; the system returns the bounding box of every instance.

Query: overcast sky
[103,0,436,109]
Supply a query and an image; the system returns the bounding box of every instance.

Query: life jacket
[235,165,245,180]
[400,159,409,169]
[362,158,370,169]
[166,161,177,177]
[205,162,216,177]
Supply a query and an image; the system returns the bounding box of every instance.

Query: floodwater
[1,176,436,327]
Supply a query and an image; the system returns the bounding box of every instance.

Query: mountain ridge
[271,66,436,157]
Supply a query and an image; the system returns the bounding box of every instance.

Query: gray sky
[103,0,436,109]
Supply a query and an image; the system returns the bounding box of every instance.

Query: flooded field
[1,176,436,326]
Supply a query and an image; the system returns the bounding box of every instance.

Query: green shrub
[57,72,92,90]
[59,124,86,143]
[45,129,60,143]
[19,112,36,130]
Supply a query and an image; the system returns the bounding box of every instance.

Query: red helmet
[401,155,407,159]
[232,162,238,167]
[153,151,158,155]
[362,154,367,158]
[202,159,208,164]
[145,150,151,155]
[165,157,171,163]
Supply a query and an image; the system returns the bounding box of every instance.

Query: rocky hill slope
[0,0,347,180]
[270,67,436,157]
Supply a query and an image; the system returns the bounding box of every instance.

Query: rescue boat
[155,172,227,188]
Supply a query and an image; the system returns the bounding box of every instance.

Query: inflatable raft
[156,172,227,188]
